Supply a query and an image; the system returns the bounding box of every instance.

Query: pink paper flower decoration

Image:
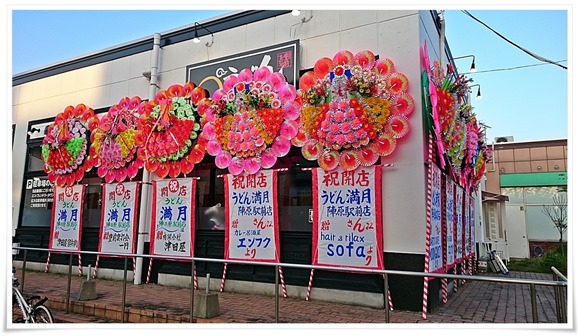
[199,66,299,175]
[91,96,144,183]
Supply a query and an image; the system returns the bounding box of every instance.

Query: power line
[461,60,567,74]
[461,10,567,70]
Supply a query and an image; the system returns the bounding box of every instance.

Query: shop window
[195,163,227,230]
[26,145,45,172]
[277,168,313,232]
[81,176,104,228]
[500,187,524,204]
[522,186,563,204]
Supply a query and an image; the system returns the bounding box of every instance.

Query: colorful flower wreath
[421,40,488,190]
[42,104,98,186]
[293,50,414,171]
[135,82,207,178]
[90,96,143,183]
[199,66,300,175]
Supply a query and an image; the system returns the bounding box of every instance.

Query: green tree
[541,193,567,252]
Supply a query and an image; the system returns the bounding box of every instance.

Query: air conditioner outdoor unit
[494,136,514,143]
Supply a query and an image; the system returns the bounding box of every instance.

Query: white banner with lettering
[312,166,384,270]
[150,178,196,258]
[428,164,443,273]
[455,184,464,263]
[49,185,86,252]
[224,170,279,262]
[445,177,455,269]
[98,182,140,255]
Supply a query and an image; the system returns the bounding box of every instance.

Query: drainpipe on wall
[134,32,161,285]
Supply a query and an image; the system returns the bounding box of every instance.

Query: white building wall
[13,10,437,255]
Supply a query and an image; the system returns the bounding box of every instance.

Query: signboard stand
[145,178,198,285]
[92,255,138,280]
[94,182,141,280]
[221,169,285,295]
[306,165,390,305]
[44,251,83,276]
[422,134,444,320]
[46,184,86,277]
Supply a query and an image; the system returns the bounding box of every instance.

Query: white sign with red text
[49,185,85,252]
[455,184,464,263]
[224,170,279,262]
[312,166,384,270]
[445,177,455,270]
[428,164,444,273]
[469,195,476,257]
[150,178,196,258]
[98,182,140,255]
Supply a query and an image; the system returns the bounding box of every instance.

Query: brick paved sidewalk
[10,269,566,325]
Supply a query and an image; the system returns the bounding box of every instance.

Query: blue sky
[8,7,571,144]
[444,10,568,143]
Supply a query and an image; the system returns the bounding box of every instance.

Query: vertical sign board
[470,196,476,257]
[445,178,455,269]
[312,166,384,270]
[429,164,444,273]
[98,182,140,255]
[464,189,471,259]
[150,178,196,258]
[224,171,280,262]
[455,184,464,264]
[49,185,85,251]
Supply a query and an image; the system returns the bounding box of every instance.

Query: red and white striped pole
[461,260,466,285]
[44,252,51,273]
[219,263,228,292]
[146,258,153,284]
[453,264,458,292]
[193,264,198,289]
[305,269,315,300]
[422,133,435,320]
[387,288,394,311]
[441,278,448,304]
[133,257,136,279]
[468,255,473,276]
[93,255,100,279]
[78,254,83,277]
[278,266,288,298]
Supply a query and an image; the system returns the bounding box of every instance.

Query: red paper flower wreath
[136,82,208,179]
[294,50,415,171]
[41,104,99,186]
[91,96,144,183]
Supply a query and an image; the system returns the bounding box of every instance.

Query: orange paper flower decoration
[294,50,414,171]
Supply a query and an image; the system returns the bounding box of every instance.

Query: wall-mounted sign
[24,177,54,209]
[186,40,299,95]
